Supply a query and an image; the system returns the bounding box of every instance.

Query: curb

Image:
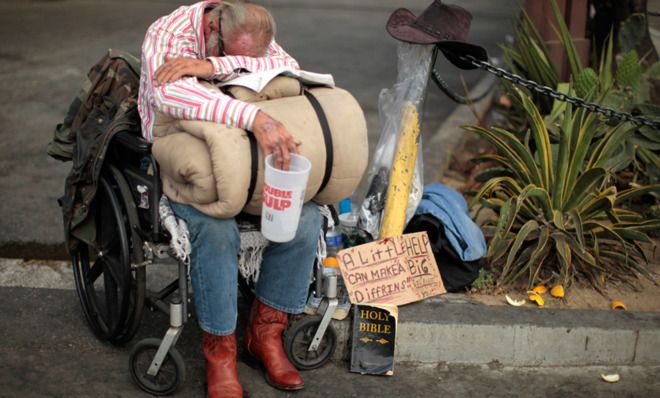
[330,295,660,366]
[3,258,658,367]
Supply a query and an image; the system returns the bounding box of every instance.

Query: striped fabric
[138,0,300,142]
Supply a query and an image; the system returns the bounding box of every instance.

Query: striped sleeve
[206,39,300,81]
[152,77,260,131]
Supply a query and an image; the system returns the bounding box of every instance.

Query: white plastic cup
[261,153,311,242]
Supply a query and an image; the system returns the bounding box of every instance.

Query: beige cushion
[152,82,368,218]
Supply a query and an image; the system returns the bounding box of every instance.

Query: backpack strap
[303,90,333,194]
[245,132,259,208]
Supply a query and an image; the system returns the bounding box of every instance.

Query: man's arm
[152,77,299,170]
[251,111,300,171]
[207,39,300,81]
[155,39,300,84]
[146,32,300,169]
[152,76,260,131]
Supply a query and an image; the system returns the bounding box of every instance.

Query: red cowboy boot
[202,331,243,398]
[244,300,304,390]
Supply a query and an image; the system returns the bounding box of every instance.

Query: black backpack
[404,213,482,292]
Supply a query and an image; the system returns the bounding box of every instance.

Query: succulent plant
[465,89,660,290]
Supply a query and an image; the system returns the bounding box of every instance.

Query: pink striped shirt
[138,0,300,142]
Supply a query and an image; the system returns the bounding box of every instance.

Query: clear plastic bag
[358,42,434,239]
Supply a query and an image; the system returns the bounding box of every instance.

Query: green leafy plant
[471,268,496,293]
[501,0,660,187]
[464,88,660,291]
[501,10,558,114]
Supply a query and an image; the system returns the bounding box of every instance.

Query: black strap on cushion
[303,90,333,193]
[245,131,258,207]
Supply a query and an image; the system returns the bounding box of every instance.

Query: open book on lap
[216,68,335,92]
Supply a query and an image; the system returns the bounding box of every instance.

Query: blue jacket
[415,183,486,262]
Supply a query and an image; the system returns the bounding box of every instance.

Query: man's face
[203,12,221,56]
[223,32,268,57]
[203,12,269,57]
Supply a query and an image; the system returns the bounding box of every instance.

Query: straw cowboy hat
[386,0,488,69]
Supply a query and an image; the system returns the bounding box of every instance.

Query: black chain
[455,53,660,130]
[431,67,494,104]
[430,47,494,104]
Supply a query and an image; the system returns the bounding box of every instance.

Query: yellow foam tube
[379,102,420,239]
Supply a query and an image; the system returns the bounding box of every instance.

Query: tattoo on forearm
[262,117,278,133]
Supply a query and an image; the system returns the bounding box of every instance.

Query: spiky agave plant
[503,0,660,186]
[464,88,660,291]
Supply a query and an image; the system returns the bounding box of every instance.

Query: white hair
[207,0,276,54]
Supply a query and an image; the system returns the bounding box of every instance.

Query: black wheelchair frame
[70,129,340,395]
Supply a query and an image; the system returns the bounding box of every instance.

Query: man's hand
[252,111,300,171]
[154,57,214,84]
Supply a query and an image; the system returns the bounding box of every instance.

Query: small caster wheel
[129,338,185,396]
[284,315,337,370]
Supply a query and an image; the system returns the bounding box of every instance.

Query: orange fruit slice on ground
[610,300,626,310]
[529,285,548,294]
[528,293,545,307]
[550,285,565,298]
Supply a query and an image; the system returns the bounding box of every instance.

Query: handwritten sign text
[337,232,446,306]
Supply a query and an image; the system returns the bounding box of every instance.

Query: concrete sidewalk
[2,257,658,370]
[0,270,660,398]
[0,280,660,398]
[2,284,658,398]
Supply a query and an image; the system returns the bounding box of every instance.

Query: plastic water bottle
[338,211,360,248]
[325,226,344,258]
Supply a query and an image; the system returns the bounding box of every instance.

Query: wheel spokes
[85,258,104,285]
[102,255,126,286]
[103,264,121,330]
[98,234,120,255]
[72,174,145,344]
[85,255,126,336]
[293,328,323,360]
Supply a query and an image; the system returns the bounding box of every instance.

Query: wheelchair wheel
[72,174,136,343]
[111,265,145,345]
[284,315,336,370]
[129,338,185,396]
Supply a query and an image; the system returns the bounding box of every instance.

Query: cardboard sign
[337,232,446,306]
[350,304,397,375]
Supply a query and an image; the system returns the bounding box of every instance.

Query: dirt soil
[439,114,660,313]
[465,256,660,313]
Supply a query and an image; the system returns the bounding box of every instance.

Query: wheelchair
[70,128,342,395]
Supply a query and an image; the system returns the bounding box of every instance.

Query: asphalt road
[0,0,519,256]
[2,285,659,397]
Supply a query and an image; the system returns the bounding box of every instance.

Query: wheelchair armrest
[113,130,152,155]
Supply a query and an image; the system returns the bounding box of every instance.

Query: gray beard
[206,31,220,56]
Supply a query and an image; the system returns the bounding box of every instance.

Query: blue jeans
[169,201,321,336]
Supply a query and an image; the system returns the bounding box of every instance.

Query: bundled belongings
[152,80,369,217]
[404,183,486,292]
[48,49,142,252]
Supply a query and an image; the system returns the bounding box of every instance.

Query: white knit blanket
[159,196,333,283]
